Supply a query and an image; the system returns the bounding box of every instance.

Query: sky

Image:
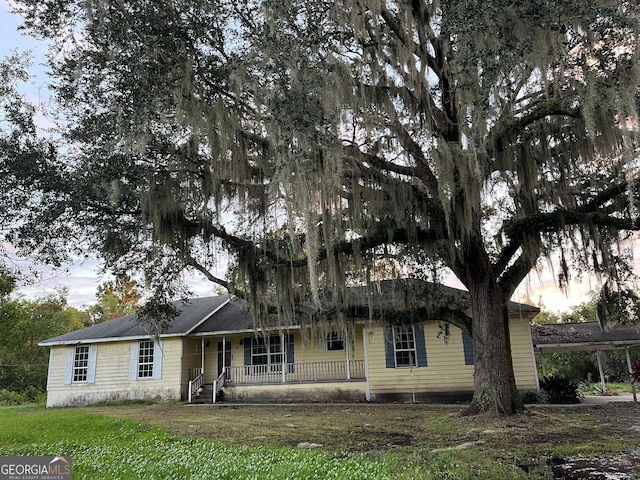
[0,1,216,306]
[0,1,611,312]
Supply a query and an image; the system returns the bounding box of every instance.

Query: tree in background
[11,1,640,414]
[534,299,640,384]
[0,281,83,396]
[0,52,60,266]
[85,276,141,324]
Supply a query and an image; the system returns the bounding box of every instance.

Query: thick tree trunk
[465,278,525,415]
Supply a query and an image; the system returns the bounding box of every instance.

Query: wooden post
[222,336,226,373]
[596,350,607,394]
[201,338,205,378]
[281,332,286,383]
[625,347,637,403]
[345,334,351,380]
[539,351,547,378]
[363,327,371,401]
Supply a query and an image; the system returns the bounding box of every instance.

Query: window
[244,334,294,374]
[129,340,162,381]
[138,340,155,378]
[326,332,345,351]
[384,324,427,369]
[251,336,283,373]
[73,346,90,382]
[327,334,344,351]
[65,345,97,385]
[393,326,417,367]
[319,331,345,352]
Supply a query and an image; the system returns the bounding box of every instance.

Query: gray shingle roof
[347,279,539,315]
[39,296,232,346]
[39,282,540,347]
[190,301,254,335]
[532,322,640,352]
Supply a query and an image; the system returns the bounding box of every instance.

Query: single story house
[39,283,540,407]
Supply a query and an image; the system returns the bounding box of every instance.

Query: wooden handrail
[188,369,204,403]
[213,371,226,403]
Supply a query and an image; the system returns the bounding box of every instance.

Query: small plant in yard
[578,380,602,396]
[540,376,584,404]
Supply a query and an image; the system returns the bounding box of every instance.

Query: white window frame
[129,340,163,381]
[64,345,97,384]
[318,331,346,352]
[327,331,345,351]
[393,326,417,368]
[251,335,283,373]
[73,345,90,382]
[137,340,155,378]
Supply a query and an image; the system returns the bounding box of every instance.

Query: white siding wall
[46,338,183,407]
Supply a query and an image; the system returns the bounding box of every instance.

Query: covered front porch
[188,360,366,404]
[184,330,367,403]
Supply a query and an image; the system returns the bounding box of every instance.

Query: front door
[217,341,232,376]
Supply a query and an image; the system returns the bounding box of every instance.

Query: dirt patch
[84,402,640,476]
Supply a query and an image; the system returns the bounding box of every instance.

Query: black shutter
[415,325,428,367]
[384,326,395,368]
[462,331,474,365]
[244,337,252,365]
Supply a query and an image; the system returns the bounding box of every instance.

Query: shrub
[540,376,584,404]
[520,390,544,404]
[0,389,27,406]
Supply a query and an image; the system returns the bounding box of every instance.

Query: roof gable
[190,302,253,334]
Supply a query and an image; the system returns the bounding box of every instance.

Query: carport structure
[531,322,640,401]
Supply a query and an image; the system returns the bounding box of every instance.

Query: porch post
[625,347,637,402]
[222,336,226,373]
[345,333,351,380]
[201,338,205,377]
[596,350,607,393]
[363,327,371,401]
[281,332,286,383]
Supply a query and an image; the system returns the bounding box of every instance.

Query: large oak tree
[12,0,640,413]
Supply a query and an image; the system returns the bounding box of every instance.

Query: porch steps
[191,383,216,404]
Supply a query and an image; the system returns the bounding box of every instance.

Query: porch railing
[213,371,226,403]
[225,360,365,384]
[188,368,204,403]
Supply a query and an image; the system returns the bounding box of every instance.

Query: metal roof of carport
[531,322,640,398]
[531,322,640,353]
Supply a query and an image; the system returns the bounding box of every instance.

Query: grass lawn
[1,402,639,479]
